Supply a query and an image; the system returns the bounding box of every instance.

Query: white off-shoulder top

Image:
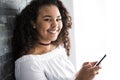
[15,46,76,80]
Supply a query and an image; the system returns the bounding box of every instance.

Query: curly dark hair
[12,0,72,59]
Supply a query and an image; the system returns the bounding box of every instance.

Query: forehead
[38,5,61,17]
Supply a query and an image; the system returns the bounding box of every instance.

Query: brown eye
[44,18,51,21]
[56,18,62,22]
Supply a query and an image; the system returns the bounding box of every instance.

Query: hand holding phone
[94,54,107,67]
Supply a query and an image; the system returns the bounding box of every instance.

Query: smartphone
[94,54,107,67]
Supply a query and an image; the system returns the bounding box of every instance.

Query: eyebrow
[42,15,62,18]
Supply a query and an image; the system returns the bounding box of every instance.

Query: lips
[48,29,59,34]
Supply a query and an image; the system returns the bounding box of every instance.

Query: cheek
[35,25,46,35]
[36,23,49,31]
[59,23,63,29]
[37,27,47,34]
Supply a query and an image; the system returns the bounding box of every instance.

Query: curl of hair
[12,0,72,59]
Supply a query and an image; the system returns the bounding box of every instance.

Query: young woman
[12,0,101,80]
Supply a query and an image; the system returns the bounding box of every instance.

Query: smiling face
[33,5,63,44]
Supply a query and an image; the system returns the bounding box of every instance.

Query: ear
[31,21,36,29]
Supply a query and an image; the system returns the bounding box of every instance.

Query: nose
[52,19,59,28]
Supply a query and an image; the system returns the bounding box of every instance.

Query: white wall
[73,0,120,80]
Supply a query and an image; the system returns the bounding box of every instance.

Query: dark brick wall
[0,0,30,80]
[0,53,15,80]
[0,8,16,80]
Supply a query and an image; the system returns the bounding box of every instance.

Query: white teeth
[48,30,57,34]
[48,28,59,34]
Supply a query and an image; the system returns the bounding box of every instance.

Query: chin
[51,39,57,42]
[51,37,58,42]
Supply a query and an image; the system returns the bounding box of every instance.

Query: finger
[90,61,98,66]
[96,72,99,74]
[83,62,89,66]
[90,66,101,75]
[91,68,98,75]
[94,66,101,71]
[94,66,101,74]
[83,62,93,68]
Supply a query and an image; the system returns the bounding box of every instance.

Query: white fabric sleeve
[15,57,47,80]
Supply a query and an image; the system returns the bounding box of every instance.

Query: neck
[38,42,51,46]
